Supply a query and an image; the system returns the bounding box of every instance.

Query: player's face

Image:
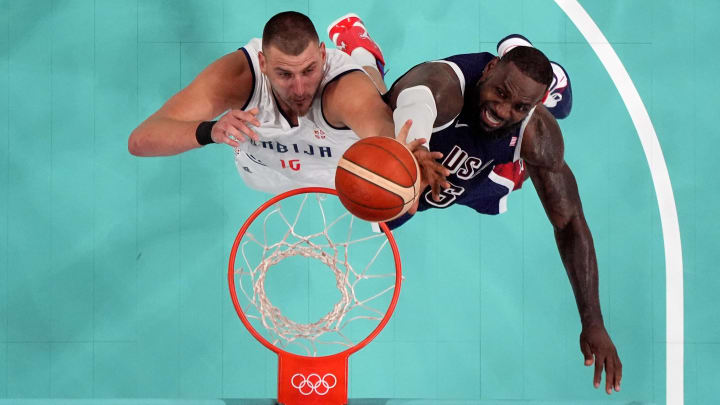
[472,59,547,132]
[260,41,326,117]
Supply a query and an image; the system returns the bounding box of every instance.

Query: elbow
[127,130,145,156]
[553,212,588,238]
[553,217,573,235]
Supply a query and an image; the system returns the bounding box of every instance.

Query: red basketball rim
[227,187,403,358]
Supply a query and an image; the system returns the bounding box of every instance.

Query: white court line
[553,1,684,404]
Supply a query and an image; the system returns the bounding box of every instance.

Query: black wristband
[195,121,217,146]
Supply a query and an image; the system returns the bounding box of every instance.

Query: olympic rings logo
[291,373,337,396]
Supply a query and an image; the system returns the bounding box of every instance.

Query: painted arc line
[553,1,684,404]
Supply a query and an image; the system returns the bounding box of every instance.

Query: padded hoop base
[278,352,348,405]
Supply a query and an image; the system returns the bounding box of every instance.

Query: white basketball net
[234,192,398,356]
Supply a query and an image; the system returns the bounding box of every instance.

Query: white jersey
[233,38,364,195]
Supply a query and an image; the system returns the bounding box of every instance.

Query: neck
[272,90,300,126]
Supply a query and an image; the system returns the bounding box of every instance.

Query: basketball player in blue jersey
[328,16,620,395]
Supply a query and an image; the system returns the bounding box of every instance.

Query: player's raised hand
[580,323,622,394]
[211,107,261,147]
[395,119,449,203]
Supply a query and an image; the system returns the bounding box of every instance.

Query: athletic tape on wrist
[393,85,437,144]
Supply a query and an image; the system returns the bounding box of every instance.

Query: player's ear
[483,57,500,76]
[258,51,267,74]
[319,42,327,63]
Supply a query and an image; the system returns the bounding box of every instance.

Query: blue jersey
[386,53,535,230]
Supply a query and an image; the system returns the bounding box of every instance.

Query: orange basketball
[335,136,420,222]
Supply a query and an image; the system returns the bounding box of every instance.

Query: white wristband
[393,85,437,144]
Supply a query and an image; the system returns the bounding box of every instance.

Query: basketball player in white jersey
[128,11,441,194]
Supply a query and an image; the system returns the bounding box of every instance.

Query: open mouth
[482,107,503,128]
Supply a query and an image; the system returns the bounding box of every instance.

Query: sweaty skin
[386,56,622,395]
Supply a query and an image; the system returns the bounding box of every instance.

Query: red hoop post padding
[228,187,402,405]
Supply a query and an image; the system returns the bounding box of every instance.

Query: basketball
[335,136,421,222]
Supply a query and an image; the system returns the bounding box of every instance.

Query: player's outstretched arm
[522,107,622,395]
[322,70,395,139]
[323,70,445,196]
[383,63,465,200]
[128,50,256,156]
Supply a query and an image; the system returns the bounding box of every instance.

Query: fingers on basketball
[336,136,421,222]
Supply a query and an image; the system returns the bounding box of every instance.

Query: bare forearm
[128,116,205,157]
[346,101,395,139]
[555,216,604,328]
[375,113,397,139]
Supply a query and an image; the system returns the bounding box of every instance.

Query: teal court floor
[1,0,718,404]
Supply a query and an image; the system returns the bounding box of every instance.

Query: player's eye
[496,87,506,98]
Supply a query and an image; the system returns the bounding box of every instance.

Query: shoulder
[387,62,464,124]
[216,38,258,81]
[207,49,253,82]
[188,46,254,103]
[321,48,367,97]
[323,70,374,99]
[158,46,253,119]
[520,105,565,170]
[387,62,461,105]
[211,49,255,108]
